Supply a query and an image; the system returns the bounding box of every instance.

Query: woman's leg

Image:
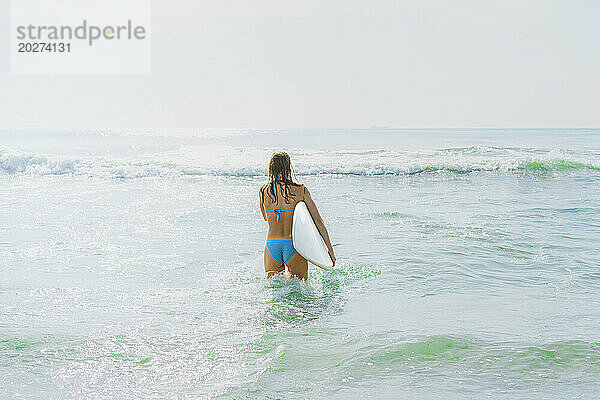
[264,246,284,278]
[285,252,308,280]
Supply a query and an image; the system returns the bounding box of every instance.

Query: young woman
[259,152,335,279]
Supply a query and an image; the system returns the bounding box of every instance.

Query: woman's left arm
[259,187,267,221]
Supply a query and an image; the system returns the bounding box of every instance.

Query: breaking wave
[1,145,599,178]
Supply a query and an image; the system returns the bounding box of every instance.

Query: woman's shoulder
[292,183,306,197]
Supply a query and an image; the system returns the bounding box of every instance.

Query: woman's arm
[259,187,267,221]
[303,187,336,266]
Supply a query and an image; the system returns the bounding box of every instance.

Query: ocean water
[1,128,599,399]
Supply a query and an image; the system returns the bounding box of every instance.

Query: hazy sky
[1,0,599,129]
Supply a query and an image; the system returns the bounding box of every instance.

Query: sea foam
[1,145,599,178]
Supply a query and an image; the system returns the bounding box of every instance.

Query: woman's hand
[328,248,336,267]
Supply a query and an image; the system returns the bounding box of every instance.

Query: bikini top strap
[266,207,294,222]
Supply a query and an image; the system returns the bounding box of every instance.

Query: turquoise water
[1,129,600,398]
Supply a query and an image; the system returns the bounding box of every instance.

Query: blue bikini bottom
[265,239,297,265]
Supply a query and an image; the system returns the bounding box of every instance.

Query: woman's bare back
[260,183,305,239]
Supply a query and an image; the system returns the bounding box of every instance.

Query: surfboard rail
[292,201,333,270]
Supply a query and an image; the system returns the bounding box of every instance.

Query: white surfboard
[292,201,333,270]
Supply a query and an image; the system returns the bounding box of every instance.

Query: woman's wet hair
[263,151,300,204]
